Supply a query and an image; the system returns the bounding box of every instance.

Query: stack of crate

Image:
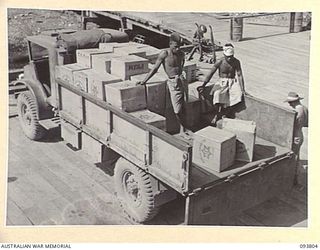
[56,42,167,162]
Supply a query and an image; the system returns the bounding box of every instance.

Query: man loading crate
[136,32,188,135]
[198,43,247,125]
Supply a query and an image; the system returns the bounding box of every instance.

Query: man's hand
[294,137,302,145]
[242,90,252,97]
[197,85,205,94]
[136,81,146,86]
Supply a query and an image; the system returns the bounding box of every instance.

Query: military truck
[10,28,297,224]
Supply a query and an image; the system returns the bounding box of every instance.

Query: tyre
[114,157,159,223]
[17,91,45,140]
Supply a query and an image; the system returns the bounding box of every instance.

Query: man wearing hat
[136,32,188,134]
[284,92,308,185]
[198,43,246,125]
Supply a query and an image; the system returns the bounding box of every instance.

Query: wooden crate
[60,120,81,150]
[81,132,119,163]
[87,70,122,100]
[84,99,111,139]
[130,73,167,115]
[193,126,236,173]
[113,46,147,58]
[188,81,215,113]
[221,118,256,162]
[112,110,165,154]
[185,96,201,129]
[91,53,114,74]
[130,109,166,131]
[105,80,147,112]
[76,48,112,68]
[99,42,135,51]
[73,69,93,92]
[183,62,197,83]
[60,87,83,124]
[55,64,89,86]
[137,46,161,64]
[111,55,149,80]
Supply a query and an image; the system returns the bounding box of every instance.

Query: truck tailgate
[186,141,296,225]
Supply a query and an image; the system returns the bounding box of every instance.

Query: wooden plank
[6,198,33,226]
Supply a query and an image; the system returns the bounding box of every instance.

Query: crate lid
[130,73,166,84]
[63,63,89,70]
[130,109,165,123]
[222,118,256,133]
[194,126,236,142]
[86,70,122,82]
[106,80,142,90]
[111,54,149,63]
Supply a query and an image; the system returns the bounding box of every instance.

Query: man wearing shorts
[136,32,187,134]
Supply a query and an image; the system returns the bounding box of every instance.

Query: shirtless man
[136,32,187,133]
[198,43,246,124]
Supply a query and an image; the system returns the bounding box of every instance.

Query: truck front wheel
[17,91,45,140]
[114,158,159,223]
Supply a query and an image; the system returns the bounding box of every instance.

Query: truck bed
[190,137,290,189]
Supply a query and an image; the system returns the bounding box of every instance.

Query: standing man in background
[136,32,188,134]
[187,24,208,62]
[284,92,309,186]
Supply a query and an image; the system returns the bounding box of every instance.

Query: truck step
[39,117,60,130]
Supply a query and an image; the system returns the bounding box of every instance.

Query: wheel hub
[21,104,32,126]
[123,172,142,206]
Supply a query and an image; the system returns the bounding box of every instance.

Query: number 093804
[300,244,318,248]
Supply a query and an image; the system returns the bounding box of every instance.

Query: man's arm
[202,59,220,87]
[236,61,247,95]
[137,50,167,85]
[179,51,185,75]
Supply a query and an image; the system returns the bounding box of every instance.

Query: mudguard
[11,79,52,120]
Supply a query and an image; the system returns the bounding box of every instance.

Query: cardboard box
[84,100,111,139]
[87,70,122,100]
[105,80,147,112]
[130,73,167,115]
[130,109,166,131]
[55,63,89,86]
[60,120,81,150]
[81,132,119,163]
[193,126,236,173]
[221,118,256,162]
[76,48,112,68]
[60,87,83,124]
[111,55,149,80]
[183,61,197,83]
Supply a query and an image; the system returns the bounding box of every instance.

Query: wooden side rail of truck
[56,78,297,224]
[10,29,297,224]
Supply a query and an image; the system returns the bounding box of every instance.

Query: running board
[39,117,60,130]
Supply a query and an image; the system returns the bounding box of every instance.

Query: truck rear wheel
[17,91,45,140]
[114,157,159,223]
